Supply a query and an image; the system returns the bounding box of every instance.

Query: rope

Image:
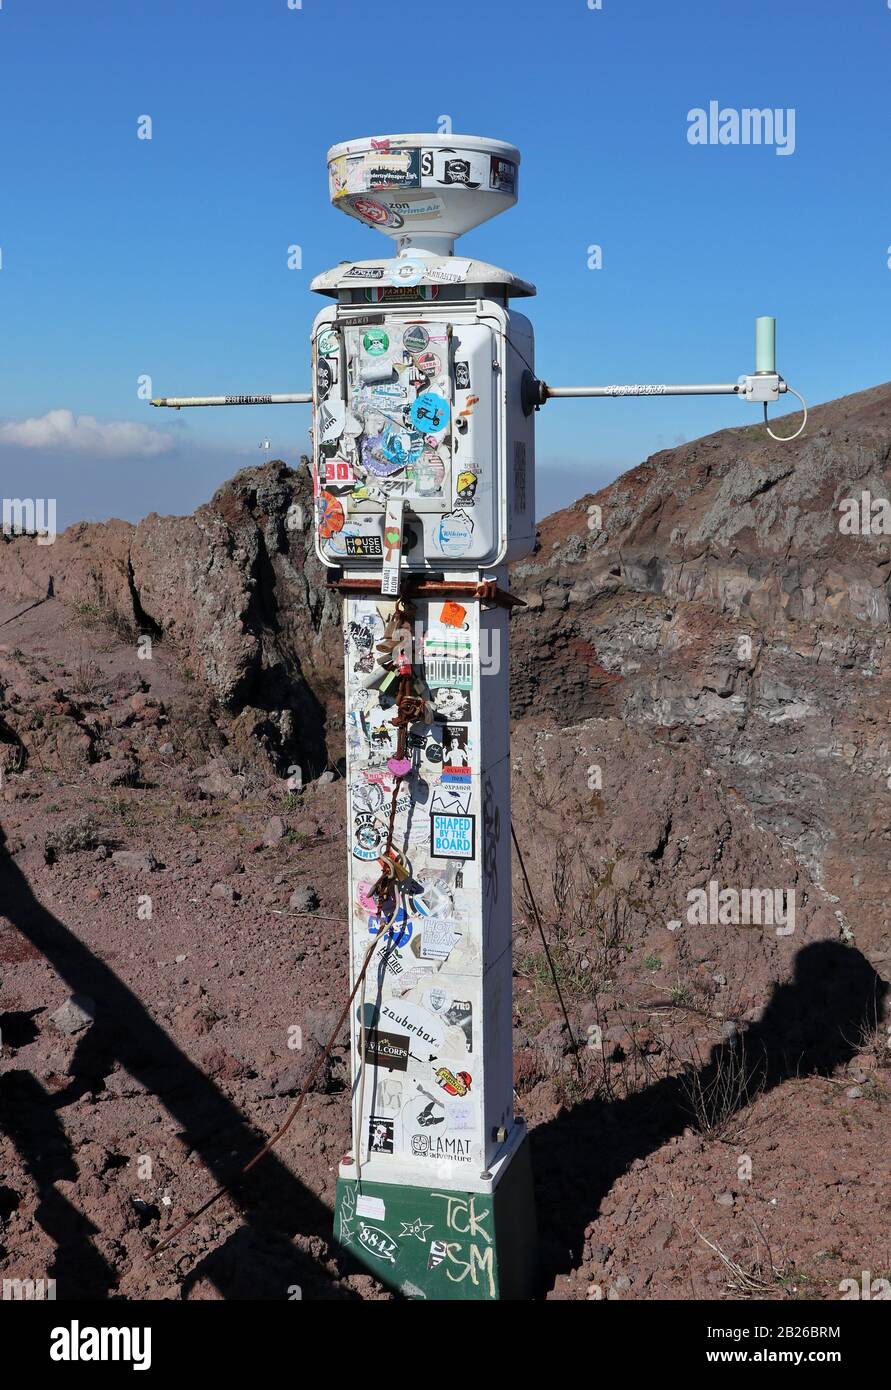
[510,820,583,1079]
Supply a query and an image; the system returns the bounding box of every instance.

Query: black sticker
[364,1030,410,1072]
[317,358,336,395]
[455,361,471,391]
[345,534,383,557]
[369,1116,394,1154]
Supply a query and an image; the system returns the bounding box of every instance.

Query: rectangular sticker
[356,1195,387,1219]
[364,1030,410,1071]
[381,496,405,597]
[431,812,476,859]
[345,534,382,557]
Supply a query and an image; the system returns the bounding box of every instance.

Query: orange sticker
[440,601,466,628]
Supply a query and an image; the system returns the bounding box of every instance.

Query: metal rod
[150,393,312,408]
[544,383,741,399]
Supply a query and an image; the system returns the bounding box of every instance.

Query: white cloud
[0,408,174,459]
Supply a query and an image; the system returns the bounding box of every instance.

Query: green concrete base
[334,1139,537,1300]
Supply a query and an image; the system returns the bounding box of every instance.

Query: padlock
[379,847,410,882]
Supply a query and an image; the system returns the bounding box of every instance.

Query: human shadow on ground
[0,826,358,1300]
[530,941,888,1293]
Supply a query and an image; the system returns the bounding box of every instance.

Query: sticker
[343,265,387,280]
[431,785,472,816]
[427,258,473,286]
[412,449,446,496]
[442,999,473,1052]
[367,150,420,189]
[415,350,441,377]
[381,495,405,598]
[317,491,344,539]
[445,1100,476,1131]
[403,324,430,353]
[388,258,426,287]
[377,1000,443,1050]
[430,687,471,722]
[433,156,475,189]
[456,470,478,504]
[369,1116,394,1154]
[428,1239,448,1269]
[365,285,439,303]
[358,1223,398,1263]
[434,1067,472,1097]
[363,1029,410,1071]
[410,392,450,435]
[316,357,337,395]
[317,398,345,443]
[353,814,383,860]
[352,196,403,229]
[367,424,426,472]
[435,510,474,557]
[317,328,339,357]
[344,534,383,558]
[351,781,385,815]
[363,327,390,355]
[443,725,470,759]
[454,360,471,391]
[390,196,445,219]
[368,906,413,948]
[442,766,472,785]
[324,457,353,486]
[489,156,518,194]
[439,601,466,628]
[420,921,461,961]
[356,1195,386,1220]
[431,812,476,859]
[425,636,473,688]
[411,1133,473,1162]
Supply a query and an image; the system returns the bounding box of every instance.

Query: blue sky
[1,0,889,528]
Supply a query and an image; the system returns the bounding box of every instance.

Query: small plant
[45,814,100,859]
[644,954,662,971]
[680,1034,765,1141]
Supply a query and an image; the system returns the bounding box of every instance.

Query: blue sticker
[435,511,473,557]
[368,906,413,948]
[410,392,450,435]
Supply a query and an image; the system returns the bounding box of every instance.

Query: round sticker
[353,197,403,229]
[403,324,429,353]
[368,906,413,949]
[436,512,473,557]
[365,425,425,474]
[317,490,344,539]
[410,392,450,436]
[416,350,441,377]
[363,328,389,356]
[355,819,381,852]
[317,328,339,357]
[388,257,426,287]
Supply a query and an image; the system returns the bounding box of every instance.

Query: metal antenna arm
[151,392,312,409]
[521,373,789,412]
